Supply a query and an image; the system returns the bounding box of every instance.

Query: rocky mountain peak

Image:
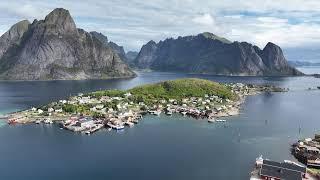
[198,32,232,44]
[134,32,302,76]
[90,31,109,44]
[6,20,30,40]
[0,20,30,58]
[0,8,135,80]
[43,8,77,34]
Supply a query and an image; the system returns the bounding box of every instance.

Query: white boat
[44,119,53,124]
[181,112,187,116]
[216,119,226,122]
[113,125,125,130]
[208,118,215,123]
[153,110,161,116]
[125,121,134,127]
[35,119,41,124]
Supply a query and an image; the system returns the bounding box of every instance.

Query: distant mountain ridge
[90,32,138,67]
[134,32,302,76]
[288,60,320,67]
[0,8,135,80]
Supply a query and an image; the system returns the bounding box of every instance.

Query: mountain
[90,32,128,62]
[288,60,320,67]
[0,8,135,80]
[126,51,139,66]
[134,32,302,76]
[89,32,138,67]
[108,41,127,63]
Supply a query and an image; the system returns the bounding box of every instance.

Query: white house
[55,108,63,113]
[37,109,44,114]
[48,108,54,113]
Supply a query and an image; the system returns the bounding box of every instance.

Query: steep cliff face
[90,31,132,65]
[0,20,30,59]
[134,40,158,69]
[134,32,302,76]
[108,41,127,62]
[0,8,135,80]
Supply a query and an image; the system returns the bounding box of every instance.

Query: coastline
[4,80,288,134]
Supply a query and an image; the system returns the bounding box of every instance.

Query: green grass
[308,168,320,176]
[89,89,126,98]
[129,78,236,100]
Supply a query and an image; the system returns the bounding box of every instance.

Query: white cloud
[192,14,215,26]
[0,0,320,55]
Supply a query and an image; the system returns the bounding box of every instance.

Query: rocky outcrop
[134,32,302,76]
[0,8,135,80]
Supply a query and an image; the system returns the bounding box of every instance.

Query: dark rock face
[134,32,302,76]
[90,32,130,64]
[89,32,138,67]
[0,8,135,80]
[126,51,139,64]
[108,41,127,63]
[134,40,158,69]
[90,31,108,45]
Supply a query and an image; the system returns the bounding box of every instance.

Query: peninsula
[6,78,287,134]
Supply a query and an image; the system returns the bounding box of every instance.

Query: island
[6,78,287,134]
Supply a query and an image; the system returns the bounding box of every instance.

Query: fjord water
[0,71,320,180]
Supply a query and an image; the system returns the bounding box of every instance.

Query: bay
[0,72,319,180]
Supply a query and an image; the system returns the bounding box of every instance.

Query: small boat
[8,119,17,125]
[132,119,139,124]
[216,119,226,122]
[181,112,187,116]
[44,119,53,124]
[35,119,41,124]
[154,111,161,116]
[85,131,91,135]
[125,121,134,127]
[113,125,125,130]
[166,111,173,116]
[208,118,215,123]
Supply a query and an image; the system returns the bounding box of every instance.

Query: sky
[1,0,320,61]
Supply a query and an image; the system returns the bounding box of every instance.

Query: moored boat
[208,118,215,123]
[216,119,226,122]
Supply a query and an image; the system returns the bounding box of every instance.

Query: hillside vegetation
[91,78,236,101]
[130,78,235,100]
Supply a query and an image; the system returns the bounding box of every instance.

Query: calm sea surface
[0,71,320,180]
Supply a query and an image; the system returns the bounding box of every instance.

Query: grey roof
[263,160,306,173]
[260,164,302,180]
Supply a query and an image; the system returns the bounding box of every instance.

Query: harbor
[0,72,319,180]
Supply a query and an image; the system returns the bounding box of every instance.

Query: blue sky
[1,0,320,61]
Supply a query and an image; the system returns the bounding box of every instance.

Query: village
[5,81,287,135]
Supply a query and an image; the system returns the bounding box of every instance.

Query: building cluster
[292,135,320,169]
[6,83,286,133]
